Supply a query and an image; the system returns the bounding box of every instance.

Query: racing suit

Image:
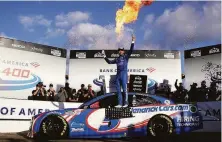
[104,41,134,106]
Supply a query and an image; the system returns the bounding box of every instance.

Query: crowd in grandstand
[29,79,221,103]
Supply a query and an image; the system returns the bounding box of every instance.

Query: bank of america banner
[69,50,182,93]
[70,50,180,59]
[0,37,67,99]
[184,44,221,89]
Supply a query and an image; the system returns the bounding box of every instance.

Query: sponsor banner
[197,101,221,121]
[129,75,147,93]
[144,51,159,58]
[69,57,182,92]
[164,52,175,59]
[0,44,66,99]
[51,49,62,57]
[76,52,86,59]
[0,37,66,58]
[184,44,221,59]
[184,48,221,89]
[0,98,82,119]
[70,50,180,59]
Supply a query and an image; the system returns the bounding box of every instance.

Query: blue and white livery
[27,93,203,139]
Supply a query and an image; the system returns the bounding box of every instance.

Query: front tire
[147,114,174,138]
[39,115,69,140]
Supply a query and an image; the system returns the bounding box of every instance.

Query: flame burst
[115,0,153,36]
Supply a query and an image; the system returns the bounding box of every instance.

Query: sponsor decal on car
[51,49,61,57]
[71,128,84,132]
[71,122,85,128]
[131,105,192,113]
[71,122,85,132]
[189,105,198,113]
[76,52,86,58]
[65,110,81,115]
[176,116,200,123]
[174,116,200,127]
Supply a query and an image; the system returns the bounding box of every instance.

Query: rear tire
[38,115,69,140]
[147,114,174,140]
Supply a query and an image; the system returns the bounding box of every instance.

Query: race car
[27,93,203,139]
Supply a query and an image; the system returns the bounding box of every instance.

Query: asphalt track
[0,132,221,142]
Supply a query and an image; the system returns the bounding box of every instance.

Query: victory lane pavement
[0,132,220,142]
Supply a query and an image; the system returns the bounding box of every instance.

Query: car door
[76,94,119,137]
[112,95,161,136]
[86,94,160,137]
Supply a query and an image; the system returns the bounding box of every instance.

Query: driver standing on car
[102,35,135,108]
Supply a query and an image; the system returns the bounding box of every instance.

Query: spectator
[47,83,55,101]
[154,83,158,93]
[197,81,208,102]
[77,84,87,102]
[83,84,96,102]
[68,89,78,102]
[208,82,217,101]
[56,87,68,102]
[216,90,221,101]
[32,82,47,101]
[32,85,39,100]
[168,92,175,102]
[64,83,72,102]
[164,85,171,98]
[174,79,187,103]
[188,83,198,102]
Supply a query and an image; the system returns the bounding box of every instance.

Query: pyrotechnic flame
[115,0,153,37]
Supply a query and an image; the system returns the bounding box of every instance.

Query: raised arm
[174,79,179,90]
[104,57,116,64]
[102,50,116,64]
[126,35,135,58]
